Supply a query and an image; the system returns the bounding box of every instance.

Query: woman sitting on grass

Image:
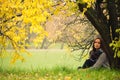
[78,37,110,69]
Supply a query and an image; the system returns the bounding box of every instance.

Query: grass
[0,49,84,70]
[0,67,120,80]
[0,49,120,80]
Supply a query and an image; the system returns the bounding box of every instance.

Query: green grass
[0,49,120,80]
[0,49,84,70]
[0,67,120,80]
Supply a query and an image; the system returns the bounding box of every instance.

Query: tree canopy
[0,0,78,63]
[0,0,53,63]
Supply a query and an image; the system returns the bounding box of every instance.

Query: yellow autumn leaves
[0,0,53,63]
[0,0,95,63]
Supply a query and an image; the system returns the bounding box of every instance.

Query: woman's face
[94,38,101,49]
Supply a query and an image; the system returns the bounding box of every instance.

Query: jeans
[82,59,96,69]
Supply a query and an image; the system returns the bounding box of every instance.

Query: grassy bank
[0,49,120,80]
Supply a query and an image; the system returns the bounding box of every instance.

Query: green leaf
[117,51,120,57]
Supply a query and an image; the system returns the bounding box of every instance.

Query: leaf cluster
[110,29,120,58]
[0,0,53,63]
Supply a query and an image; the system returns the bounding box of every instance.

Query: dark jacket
[89,49,103,62]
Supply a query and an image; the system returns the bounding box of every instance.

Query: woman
[78,37,109,69]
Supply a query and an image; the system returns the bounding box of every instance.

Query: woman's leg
[82,59,95,69]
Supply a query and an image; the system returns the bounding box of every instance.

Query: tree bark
[107,0,119,38]
[107,0,120,69]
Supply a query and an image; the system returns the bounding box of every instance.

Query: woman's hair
[92,38,103,52]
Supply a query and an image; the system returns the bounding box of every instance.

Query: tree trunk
[107,0,120,69]
[107,0,119,38]
[78,1,120,69]
[40,37,46,49]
